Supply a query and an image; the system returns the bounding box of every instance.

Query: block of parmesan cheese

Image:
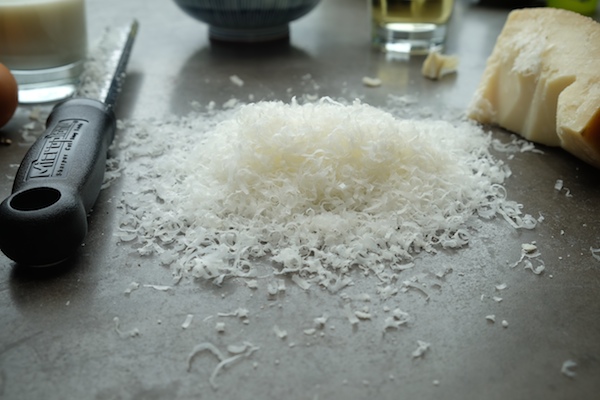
[467,8,600,169]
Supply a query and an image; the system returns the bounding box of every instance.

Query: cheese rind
[467,8,600,169]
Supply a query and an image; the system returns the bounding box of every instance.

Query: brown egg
[0,63,18,128]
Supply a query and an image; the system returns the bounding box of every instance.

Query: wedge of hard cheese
[467,8,600,169]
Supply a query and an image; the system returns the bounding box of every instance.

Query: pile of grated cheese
[114,97,535,288]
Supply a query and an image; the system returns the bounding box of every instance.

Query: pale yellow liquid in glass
[372,0,454,26]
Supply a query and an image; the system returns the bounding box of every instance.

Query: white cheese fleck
[181,314,194,329]
[124,281,140,295]
[229,75,244,87]
[142,284,171,292]
[554,179,564,191]
[273,325,288,339]
[412,340,431,358]
[591,247,600,262]
[246,279,259,289]
[561,360,577,378]
[354,311,372,320]
[362,76,382,87]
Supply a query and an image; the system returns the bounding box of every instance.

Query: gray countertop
[1,1,600,399]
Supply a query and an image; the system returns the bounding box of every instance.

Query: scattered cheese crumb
[142,284,171,292]
[523,259,545,275]
[113,317,140,338]
[561,360,577,378]
[521,243,538,253]
[246,279,258,289]
[291,275,311,291]
[486,315,496,323]
[344,305,359,326]
[501,320,509,328]
[591,247,600,262]
[554,179,564,191]
[412,340,431,358]
[273,325,288,339]
[354,311,372,320]
[362,76,382,87]
[227,344,248,354]
[215,322,226,333]
[187,341,259,390]
[383,308,410,332]
[218,308,249,319]
[182,314,194,329]
[314,316,328,329]
[229,75,244,87]
[223,98,239,108]
[124,281,140,295]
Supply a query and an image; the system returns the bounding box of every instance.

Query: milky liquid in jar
[0,0,87,102]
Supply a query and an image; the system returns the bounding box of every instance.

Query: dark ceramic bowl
[173,0,322,42]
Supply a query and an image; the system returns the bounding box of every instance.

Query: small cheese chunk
[467,8,600,169]
[421,51,459,80]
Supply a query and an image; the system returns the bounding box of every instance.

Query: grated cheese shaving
[124,281,140,295]
[354,311,372,320]
[402,280,431,301]
[513,242,545,275]
[362,76,382,87]
[142,284,172,292]
[113,317,140,338]
[561,360,577,378]
[521,243,537,253]
[314,316,328,329]
[344,304,359,326]
[182,314,194,329]
[591,247,600,262]
[291,275,311,290]
[229,75,244,87]
[246,279,259,289]
[412,340,431,358]
[218,308,249,319]
[383,308,410,331]
[554,179,564,191]
[215,322,226,333]
[187,341,259,390]
[273,325,288,339]
[523,259,545,275]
